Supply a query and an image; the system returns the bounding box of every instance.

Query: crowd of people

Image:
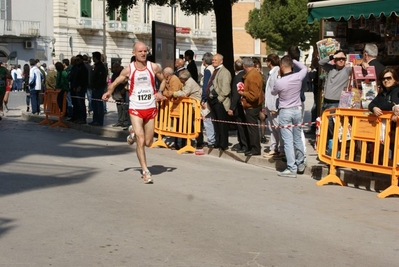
[2,41,398,182]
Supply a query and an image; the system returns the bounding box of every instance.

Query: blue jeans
[279,107,305,172]
[204,112,215,144]
[322,102,339,140]
[30,89,40,114]
[86,88,92,112]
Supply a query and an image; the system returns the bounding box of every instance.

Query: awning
[307,0,399,23]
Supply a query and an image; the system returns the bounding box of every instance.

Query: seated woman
[368,68,399,163]
[369,68,399,118]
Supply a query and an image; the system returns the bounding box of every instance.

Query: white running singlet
[128,61,156,110]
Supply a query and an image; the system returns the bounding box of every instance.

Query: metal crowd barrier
[39,89,67,128]
[151,97,201,154]
[317,108,399,198]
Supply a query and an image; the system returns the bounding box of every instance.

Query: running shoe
[142,170,153,184]
[126,126,136,145]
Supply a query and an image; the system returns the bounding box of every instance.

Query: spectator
[89,51,107,126]
[70,55,89,124]
[28,58,42,115]
[264,54,283,158]
[272,55,307,178]
[46,64,57,89]
[55,62,69,115]
[206,53,232,151]
[253,58,267,144]
[228,59,250,153]
[184,49,198,83]
[238,57,264,156]
[111,62,129,128]
[362,43,385,83]
[174,58,185,76]
[159,67,183,98]
[23,64,30,112]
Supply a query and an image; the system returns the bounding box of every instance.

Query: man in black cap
[89,51,107,126]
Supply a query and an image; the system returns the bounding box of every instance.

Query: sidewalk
[19,94,391,193]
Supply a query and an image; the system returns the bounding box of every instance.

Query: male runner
[102,42,165,184]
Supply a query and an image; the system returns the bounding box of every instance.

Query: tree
[245,0,319,52]
[106,0,238,75]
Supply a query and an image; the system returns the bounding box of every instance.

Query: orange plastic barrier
[317,108,399,198]
[151,97,201,154]
[39,89,67,128]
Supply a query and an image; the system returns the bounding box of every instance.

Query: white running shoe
[142,170,153,184]
[126,126,136,145]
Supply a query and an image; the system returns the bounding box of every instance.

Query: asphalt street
[0,92,399,266]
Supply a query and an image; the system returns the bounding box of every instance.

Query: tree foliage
[245,0,319,52]
[106,0,236,16]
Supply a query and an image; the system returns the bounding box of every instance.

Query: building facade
[0,0,266,70]
[0,0,53,66]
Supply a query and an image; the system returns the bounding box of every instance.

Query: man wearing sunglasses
[319,50,352,138]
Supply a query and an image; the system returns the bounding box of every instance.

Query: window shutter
[80,0,91,18]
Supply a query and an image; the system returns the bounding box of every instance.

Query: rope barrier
[64,94,315,130]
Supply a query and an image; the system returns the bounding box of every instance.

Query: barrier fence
[151,97,201,154]
[39,89,67,128]
[317,108,399,198]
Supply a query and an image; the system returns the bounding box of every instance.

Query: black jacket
[368,85,399,112]
[91,61,107,90]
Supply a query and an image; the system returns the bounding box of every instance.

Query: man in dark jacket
[70,55,89,124]
[228,59,250,153]
[89,51,107,126]
[184,50,198,83]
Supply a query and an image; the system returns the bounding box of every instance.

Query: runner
[102,41,165,184]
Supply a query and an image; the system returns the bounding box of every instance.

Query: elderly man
[159,67,182,97]
[174,58,186,77]
[176,70,203,149]
[206,53,232,151]
[238,57,264,156]
[272,56,307,178]
[362,43,385,81]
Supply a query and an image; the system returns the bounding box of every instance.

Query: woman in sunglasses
[369,68,399,120]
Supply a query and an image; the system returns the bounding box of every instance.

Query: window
[80,0,92,18]
[0,0,7,20]
[144,1,150,24]
[171,5,177,25]
[110,6,127,21]
[195,14,201,29]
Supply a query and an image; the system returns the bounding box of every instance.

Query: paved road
[1,92,399,266]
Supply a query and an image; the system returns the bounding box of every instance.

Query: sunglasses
[382,76,393,81]
[334,57,346,61]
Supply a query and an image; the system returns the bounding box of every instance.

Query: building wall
[0,0,53,66]
[53,0,217,68]
[232,0,267,66]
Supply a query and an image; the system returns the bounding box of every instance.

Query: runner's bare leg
[131,114,148,172]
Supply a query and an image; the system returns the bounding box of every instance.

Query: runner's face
[133,45,148,62]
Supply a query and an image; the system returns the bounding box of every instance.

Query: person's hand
[361,61,370,69]
[373,107,383,116]
[227,109,233,116]
[238,90,244,96]
[392,115,398,122]
[200,102,206,109]
[155,91,166,101]
[102,92,111,101]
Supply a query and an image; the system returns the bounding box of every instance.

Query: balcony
[76,17,102,31]
[108,21,130,34]
[133,23,152,35]
[191,29,213,40]
[0,20,40,37]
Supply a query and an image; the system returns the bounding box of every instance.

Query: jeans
[30,89,40,114]
[266,108,283,152]
[322,102,339,140]
[203,112,215,144]
[86,88,92,112]
[279,107,305,172]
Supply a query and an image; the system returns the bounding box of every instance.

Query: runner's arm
[102,66,129,100]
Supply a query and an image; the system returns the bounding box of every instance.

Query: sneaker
[142,170,153,184]
[126,125,136,145]
[277,169,297,178]
[297,163,306,174]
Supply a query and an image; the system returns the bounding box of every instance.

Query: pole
[103,0,107,64]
